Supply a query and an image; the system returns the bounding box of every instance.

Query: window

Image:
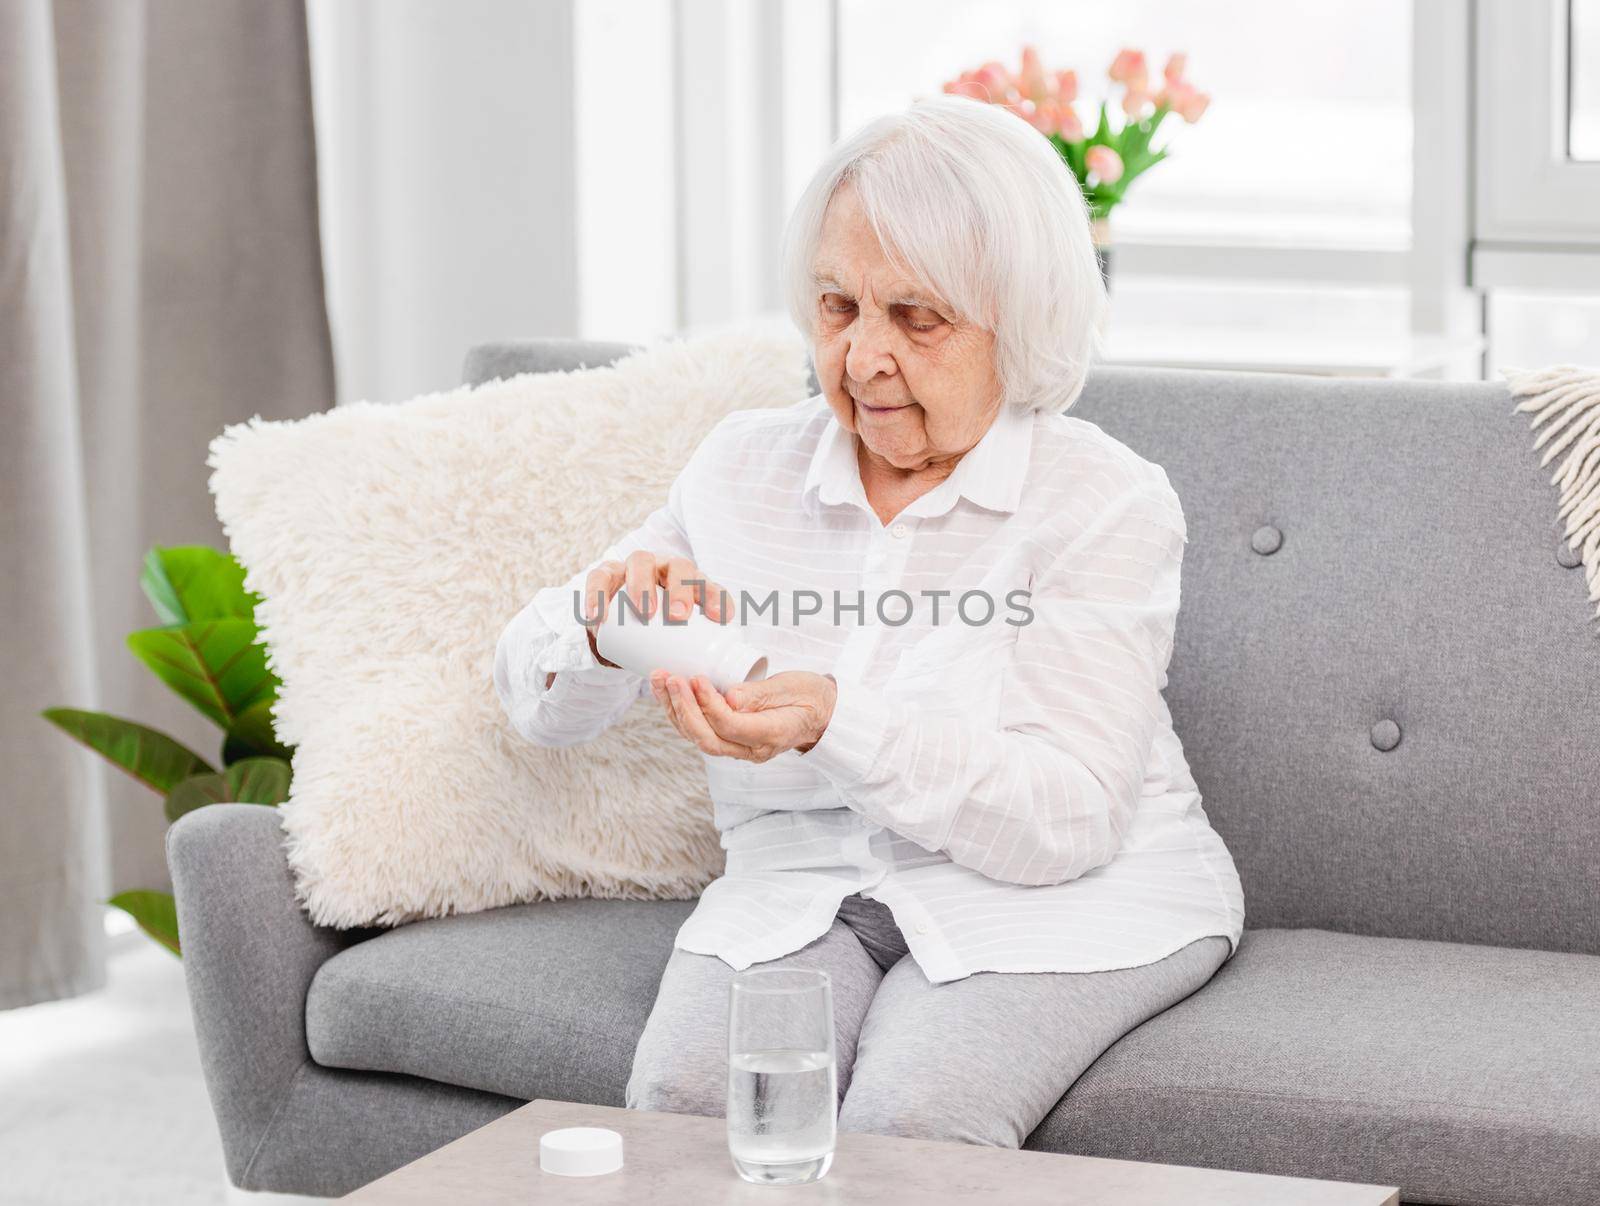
[835,0,1412,249]
[1572,0,1600,160]
[1488,291,1600,372]
[1475,0,1600,248]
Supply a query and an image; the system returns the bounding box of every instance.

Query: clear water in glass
[726,969,837,1185]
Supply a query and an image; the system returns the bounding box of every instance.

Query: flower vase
[1091,217,1113,292]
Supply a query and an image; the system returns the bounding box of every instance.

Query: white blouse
[493,393,1245,984]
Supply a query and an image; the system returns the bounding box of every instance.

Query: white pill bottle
[593,585,769,692]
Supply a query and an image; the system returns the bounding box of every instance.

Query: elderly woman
[493,96,1244,1150]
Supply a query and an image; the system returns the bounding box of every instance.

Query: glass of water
[726,968,837,1185]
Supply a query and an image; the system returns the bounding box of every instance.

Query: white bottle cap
[539,1126,624,1177]
[716,642,769,691]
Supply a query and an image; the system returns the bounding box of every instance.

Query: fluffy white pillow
[208,331,812,927]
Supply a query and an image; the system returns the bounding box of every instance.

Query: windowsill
[1101,326,1484,379]
[1110,225,1410,253]
[1107,236,1411,284]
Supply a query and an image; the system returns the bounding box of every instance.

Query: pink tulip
[1018,45,1049,103]
[1085,144,1124,183]
[1054,69,1079,104]
[944,79,990,101]
[1173,88,1210,122]
[1163,52,1187,85]
[1108,48,1146,85]
[1121,87,1153,119]
[1038,99,1078,136]
[976,62,1012,102]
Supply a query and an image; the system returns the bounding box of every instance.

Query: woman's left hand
[650,669,837,762]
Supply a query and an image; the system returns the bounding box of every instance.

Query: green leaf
[127,619,276,730]
[164,756,291,822]
[222,698,293,763]
[1086,181,1119,209]
[40,708,215,795]
[109,890,180,956]
[1093,101,1111,143]
[164,775,229,822]
[141,546,258,626]
[1061,137,1087,180]
[224,756,292,804]
[1108,145,1169,206]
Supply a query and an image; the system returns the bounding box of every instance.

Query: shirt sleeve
[797,478,1185,887]
[492,462,697,748]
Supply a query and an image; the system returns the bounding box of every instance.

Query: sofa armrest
[167,803,366,1186]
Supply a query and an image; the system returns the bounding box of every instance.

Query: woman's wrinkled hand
[543,551,731,691]
[650,669,837,762]
[582,550,732,667]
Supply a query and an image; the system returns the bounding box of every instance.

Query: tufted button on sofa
[169,352,1600,1205]
[1250,523,1283,555]
[1368,718,1402,751]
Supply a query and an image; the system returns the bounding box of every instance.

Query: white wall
[574,0,677,342]
[308,0,831,404]
[309,0,582,405]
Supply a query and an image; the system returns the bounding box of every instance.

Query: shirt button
[914,922,929,935]
[891,523,908,539]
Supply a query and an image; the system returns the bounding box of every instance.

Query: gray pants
[626,893,1231,1147]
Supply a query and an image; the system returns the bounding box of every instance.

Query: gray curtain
[0,0,334,1008]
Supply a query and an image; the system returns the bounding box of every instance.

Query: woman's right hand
[580,551,732,669]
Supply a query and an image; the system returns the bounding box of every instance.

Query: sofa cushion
[1071,370,1600,958]
[1032,927,1600,1206]
[306,899,694,1105]
[308,911,1599,1205]
[209,331,813,930]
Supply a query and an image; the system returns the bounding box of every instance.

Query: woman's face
[809,184,1003,472]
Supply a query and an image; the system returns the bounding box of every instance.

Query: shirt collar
[802,398,1035,520]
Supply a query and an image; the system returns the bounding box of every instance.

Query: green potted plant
[42,546,291,955]
[942,45,1210,284]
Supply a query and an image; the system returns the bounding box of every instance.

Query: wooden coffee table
[343,1099,1400,1204]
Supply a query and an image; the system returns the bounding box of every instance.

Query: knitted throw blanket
[1507,365,1600,625]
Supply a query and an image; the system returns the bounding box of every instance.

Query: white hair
[780,95,1108,415]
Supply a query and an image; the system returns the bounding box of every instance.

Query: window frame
[1474,0,1600,246]
[826,1,1423,287]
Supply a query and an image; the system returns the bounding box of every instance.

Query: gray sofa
[168,341,1600,1205]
